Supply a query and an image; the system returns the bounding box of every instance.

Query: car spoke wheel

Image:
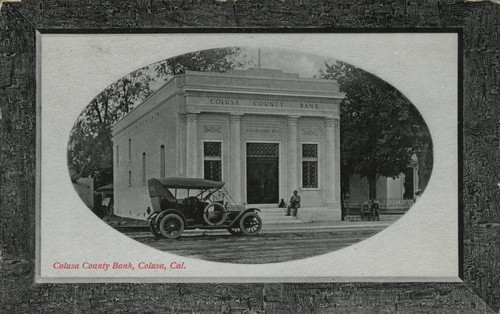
[159,214,184,239]
[239,212,262,236]
[203,202,228,226]
[227,227,243,236]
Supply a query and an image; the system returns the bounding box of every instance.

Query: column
[186,113,198,178]
[176,114,186,176]
[229,114,242,204]
[325,117,340,203]
[334,117,341,202]
[287,116,299,192]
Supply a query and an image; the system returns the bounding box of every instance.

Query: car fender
[230,208,261,227]
[147,212,159,222]
[245,208,261,214]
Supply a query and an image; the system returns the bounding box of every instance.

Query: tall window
[128,138,132,162]
[116,145,119,168]
[128,171,132,187]
[142,152,146,185]
[203,142,222,181]
[302,143,318,188]
[160,145,165,178]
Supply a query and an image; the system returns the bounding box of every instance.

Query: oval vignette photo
[67,47,433,264]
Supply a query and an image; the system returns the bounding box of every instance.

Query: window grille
[246,143,279,158]
[203,142,222,181]
[302,143,318,188]
[204,142,221,157]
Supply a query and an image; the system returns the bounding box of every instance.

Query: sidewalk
[263,220,393,232]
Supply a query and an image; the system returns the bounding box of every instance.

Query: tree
[67,48,247,189]
[154,47,246,78]
[320,61,433,200]
[67,67,153,188]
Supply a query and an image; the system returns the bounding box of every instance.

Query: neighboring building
[346,154,420,212]
[112,68,345,221]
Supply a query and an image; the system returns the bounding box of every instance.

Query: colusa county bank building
[112,68,345,222]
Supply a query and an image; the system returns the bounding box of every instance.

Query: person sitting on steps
[286,190,301,218]
[360,203,371,220]
[370,199,380,221]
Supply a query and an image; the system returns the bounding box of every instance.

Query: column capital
[287,115,300,126]
[229,113,243,123]
[186,113,198,122]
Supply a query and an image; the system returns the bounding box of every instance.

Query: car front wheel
[159,213,185,239]
[239,212,262,236]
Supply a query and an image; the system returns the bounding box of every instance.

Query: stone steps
[258,208,303,224]
[344,214,403,222]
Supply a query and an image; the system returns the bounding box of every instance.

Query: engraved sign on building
[245,126,281,139]
[302,127,320,137]
[186,95,336,117]
[203,124,222,134]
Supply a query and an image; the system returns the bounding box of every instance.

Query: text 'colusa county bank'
[209,98,321,109]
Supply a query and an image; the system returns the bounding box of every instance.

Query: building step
[260,218,303,224]
[261,216,295,221]
[260,217,300,223]
[258,210,303,224]
[344,214,402,222]
[259,212,292,218]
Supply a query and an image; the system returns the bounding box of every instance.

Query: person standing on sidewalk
[286,190,301,217]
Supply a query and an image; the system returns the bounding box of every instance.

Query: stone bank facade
[112,69,344,221]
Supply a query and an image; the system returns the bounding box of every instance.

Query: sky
[144,47,337,104]
[240,47,334,78]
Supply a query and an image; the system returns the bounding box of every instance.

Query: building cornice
[184,70,339,84]
[185,88,344,103]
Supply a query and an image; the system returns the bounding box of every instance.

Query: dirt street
[125,225,386,264]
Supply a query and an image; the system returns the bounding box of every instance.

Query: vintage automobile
[146,177,263,239]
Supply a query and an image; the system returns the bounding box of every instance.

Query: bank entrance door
[246,143,279,204]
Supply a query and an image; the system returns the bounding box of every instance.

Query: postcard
[37,32,459,283]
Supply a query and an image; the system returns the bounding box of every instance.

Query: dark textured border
[1,0,499,312]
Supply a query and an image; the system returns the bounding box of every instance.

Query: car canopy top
[148,177,225,198]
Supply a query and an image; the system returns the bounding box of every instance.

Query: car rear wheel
[159,213,184,239]
[227,227,243,236]
[239,212,262,236]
